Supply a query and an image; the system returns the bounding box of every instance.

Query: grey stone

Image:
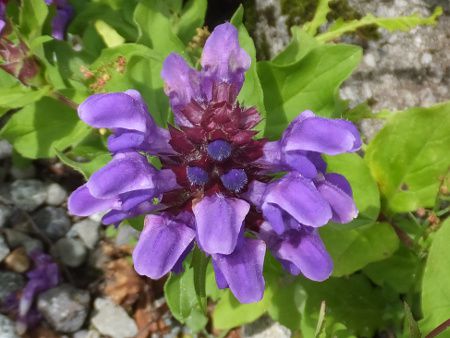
[51,238,87,267]
[3,229,43,254]
[242,315,291,338]
[0,204,12,228]
[115,224,138,246]
[0,140,12,160]
[0,271,25,303]
[340,0,450,114]
[37,284,90,333]
[253,0,290,59]
[32,206,70,240]
[10,180,47,211]
[67,219,100,249]
[73,330,101,338]
[45,183,68,206]
[0,234,10,262]
[0,314,20,338]
[10,165,36,180]
[91,298,138,338]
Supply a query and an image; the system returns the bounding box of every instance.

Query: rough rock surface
[10,180,47,211]
[0,271,25,303]
[0,314,20,338]
[91,298,138,338]
[37,284,91,333]
[242,315,291,338]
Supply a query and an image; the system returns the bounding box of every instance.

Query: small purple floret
[187,166,209,186]
[221,168,248,193]
[207,139,232,161]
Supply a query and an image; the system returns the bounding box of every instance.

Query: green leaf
[231,5,267,134]
[266,275,303,331]
[134,0,185,56]
[213,290,269,330]
[271,27,319,66]
[0,97,91,159]
[300,274,390,337]
[90,44,169,125]
[185,306,208,333]
[320,222,399,276]
[258,44,361,139]
[164,268,198,323]
[55,149,111,179]
[303,0,330,36]
[0,85,50,112]
[420,217,450,337]
[94,20,125,47]
[191,247,209,314]
[363,246,420,294]
[325,153,380,224]
[175,0,207,44]
[404,302,421,338]
[365,102,450,212]
[317,6,442,42]
[19,0,49,41]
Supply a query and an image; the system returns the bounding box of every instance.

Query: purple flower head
[68,22,361,303]
[1,251,60,333]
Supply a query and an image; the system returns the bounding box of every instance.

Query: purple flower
[2,251,60,333]
[45,0,74,40]
[0,0,73,40]
[68,22,361,303]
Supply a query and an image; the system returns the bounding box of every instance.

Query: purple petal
[161,53,204,126]
[201,23,250,90]
[68,184,117,216]
[79,92,148,132]
[282,151,318,179]
[51,5,74,40]
[87,152,157,199]
[102,200,163,226]
[316,174,358,223]
[193,194,249,255]
[262,174,332,228]
[324,173,353,196]
[272,229,333,281]
[212,260,229,289]
[282,111,361,155]
[212,238,266,303]
[133,214,195,279]
[240,181,267,209]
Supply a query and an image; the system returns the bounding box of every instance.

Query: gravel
[32,206,71,240]
[0,204,12,228]
[0,271,25,303]
[45,183,68,206]
[0,234,10,262]
[10,180,47,211]
[37,284,91,333]
[242,315,291,338]
[67,219,100,249]
[0,314,20,338]
[51,237,88,267]
[91,298,138,338]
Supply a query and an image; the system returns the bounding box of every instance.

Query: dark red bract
[160,83,268,209]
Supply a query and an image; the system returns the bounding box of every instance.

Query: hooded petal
[201,23,250,90]
[87,152,157,199]
[316,174,358,223]
[78,92,149,132]
[68,184,117,216]
[282,111,361,155]
[161,53,204,126]
[272,229,333,281]
[193,194,249,255]
[240,180,267,209]
[212,237,266,303]
[51,5,74,40]
[133,214,195,279]
[262,173,332,228]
